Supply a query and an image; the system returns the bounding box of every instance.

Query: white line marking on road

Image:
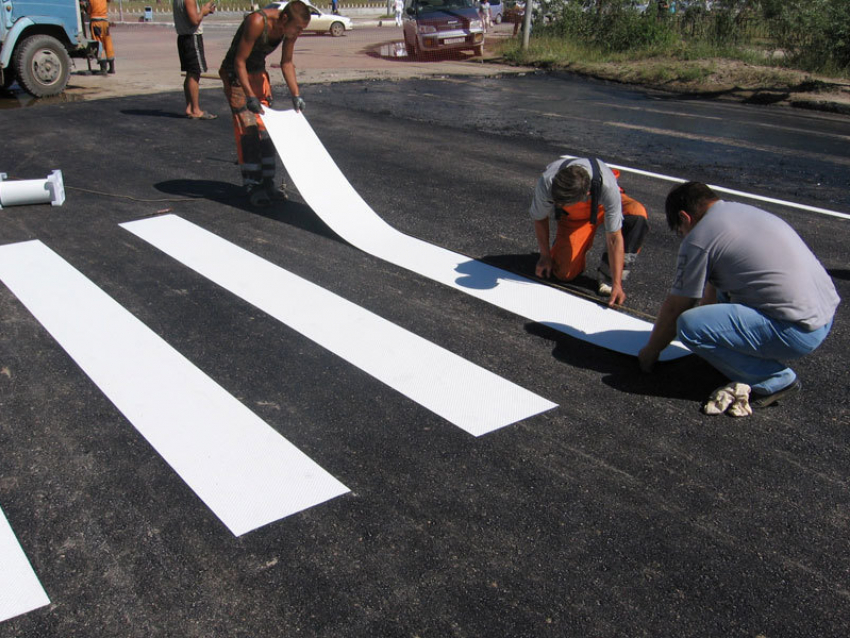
[260,109,689,360]
[121,215,557,436]
[0,504,50,623]
[560,154,850,220]
[595,102,850,142]
[0,240,349,537]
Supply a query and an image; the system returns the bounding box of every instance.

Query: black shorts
[177,34,207,75]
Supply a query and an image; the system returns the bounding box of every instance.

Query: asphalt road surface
[0,69,848,637]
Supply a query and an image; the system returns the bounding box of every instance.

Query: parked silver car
[264,1,353,37]
[403,0,485,59]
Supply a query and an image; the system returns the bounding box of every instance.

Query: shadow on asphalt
[474,253,723,401]
[526,320,724,401]
[480,252,613,297]
[828,268,850,281]
[121,108,192,119]
[154,178,343,243]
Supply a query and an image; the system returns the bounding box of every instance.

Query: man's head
[665,181,719,235]
[281,0,311,36]
[551,165,591,210]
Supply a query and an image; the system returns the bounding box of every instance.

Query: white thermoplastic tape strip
[559,154,850,221]
[0,505,50,622]
[0,240,349,537]
[261,109,688,361]
[121,215,557,436]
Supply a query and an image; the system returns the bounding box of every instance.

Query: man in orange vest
[87,0,115,75]
[530,157,649,306]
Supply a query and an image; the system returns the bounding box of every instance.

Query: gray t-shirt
[173,0,202,36]
[528,158,623,234]
[672,200,840,330]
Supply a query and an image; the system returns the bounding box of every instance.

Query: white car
[264,2,354,37]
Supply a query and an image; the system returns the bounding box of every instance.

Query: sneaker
[597,281,613,297]
[751,379,802,409]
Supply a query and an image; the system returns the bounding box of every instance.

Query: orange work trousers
[90,19,114,61]
[220,70,275,187]
[551,182,648,282]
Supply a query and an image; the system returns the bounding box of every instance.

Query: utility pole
[521,0,532,49]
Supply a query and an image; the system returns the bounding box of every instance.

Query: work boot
[98,60,108,76]
[247,184,271,208]
[263,179,288,203]
[108,59,115,74]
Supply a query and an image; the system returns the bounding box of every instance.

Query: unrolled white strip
[0,240,349,537]
[0,505,50,622]
[261,109,689,361]
[560,154,850,221]
[121,215,556,436]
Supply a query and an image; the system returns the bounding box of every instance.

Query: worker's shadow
[120,108,193,119]
[526,322,724,403]
[154,179,342,243]
[457,253,718,399]
[828,268,850,281]
[454,252,598,293]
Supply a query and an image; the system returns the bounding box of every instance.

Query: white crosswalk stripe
[0,504,50,623]
[0,240,350,539]
[121,214,557,436]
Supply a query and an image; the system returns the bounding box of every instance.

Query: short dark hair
[664,181,718,230]
[551,164,591,208]
[283,0,311,22]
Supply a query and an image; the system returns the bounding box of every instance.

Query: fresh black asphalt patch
[0,82,848,637]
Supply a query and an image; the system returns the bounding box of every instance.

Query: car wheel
[330,21,345,37]
[13,34,71,98]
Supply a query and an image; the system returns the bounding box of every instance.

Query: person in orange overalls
[87,0,115,75]
[530,157,649,307]
[219,1,310,207]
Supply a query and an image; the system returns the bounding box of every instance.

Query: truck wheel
[13,34,71,98]
[329,21,345,37]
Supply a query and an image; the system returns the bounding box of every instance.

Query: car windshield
[415,0,476,14]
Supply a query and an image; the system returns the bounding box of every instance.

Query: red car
[402,0,485,59]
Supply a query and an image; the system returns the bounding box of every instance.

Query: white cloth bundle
[702,382,752,417]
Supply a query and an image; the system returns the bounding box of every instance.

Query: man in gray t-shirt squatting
[639,182,840,409]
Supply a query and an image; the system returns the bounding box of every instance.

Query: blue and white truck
[1,0,97,97]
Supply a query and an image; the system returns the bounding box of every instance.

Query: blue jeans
[676,301,833,395]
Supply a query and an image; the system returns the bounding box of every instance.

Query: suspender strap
[589,157,602,226]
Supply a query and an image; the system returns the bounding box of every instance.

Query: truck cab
[1,0,97,97]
